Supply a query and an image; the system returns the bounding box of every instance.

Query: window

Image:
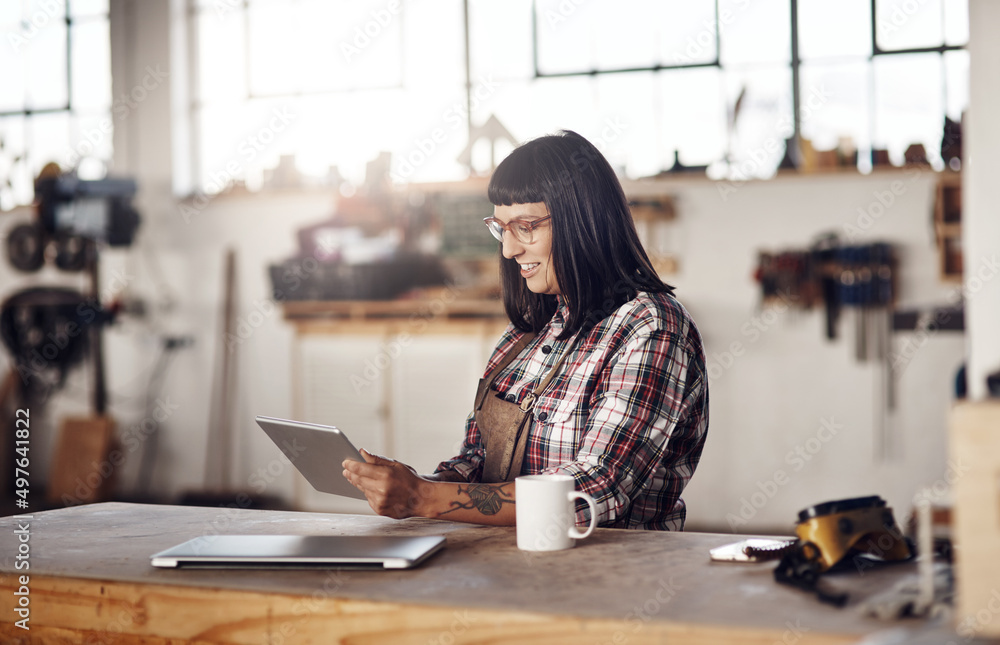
[189,0,967,193]
[0,0,112,209]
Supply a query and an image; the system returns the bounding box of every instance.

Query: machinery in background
[3,173,141,409]
[0,171,143,513]
[268,193,449,302]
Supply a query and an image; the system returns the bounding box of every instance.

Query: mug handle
[566,491,598,540]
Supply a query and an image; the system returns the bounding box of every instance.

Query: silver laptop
[151,534,446,569]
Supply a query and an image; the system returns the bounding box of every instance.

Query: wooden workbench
[0,503,975,644]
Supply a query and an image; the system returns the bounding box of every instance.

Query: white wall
[645,171,965,531]
[2,169,964,529]
[965,0,1000,401]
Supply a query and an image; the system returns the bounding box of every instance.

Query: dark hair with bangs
[488,130,673,338]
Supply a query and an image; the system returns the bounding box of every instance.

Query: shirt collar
[551,295,570,328]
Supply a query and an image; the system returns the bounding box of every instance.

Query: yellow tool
[794,495,912,573]
[774,496,913,606]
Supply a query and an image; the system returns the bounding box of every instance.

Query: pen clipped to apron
[475,333,579,483]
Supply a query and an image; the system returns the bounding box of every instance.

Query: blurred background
[0,0,996,534]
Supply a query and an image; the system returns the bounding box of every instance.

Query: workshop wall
[39,167,954,532]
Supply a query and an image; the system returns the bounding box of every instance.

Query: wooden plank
[293,318,508,337]
[281,298,505,322]
[45,416,116,505]
[950,401,1000,638]
[0,575,858,645]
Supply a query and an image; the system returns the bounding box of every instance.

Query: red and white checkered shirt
[435,291,709,530]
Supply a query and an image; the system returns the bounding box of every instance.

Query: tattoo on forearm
[442,484,515,516]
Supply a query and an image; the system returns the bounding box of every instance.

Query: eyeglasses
[483,215,552,244]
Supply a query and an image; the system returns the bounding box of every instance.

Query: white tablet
[255,415,367,500]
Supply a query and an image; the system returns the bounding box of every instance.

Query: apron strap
[518,334,581,412]
[486,333,536,385]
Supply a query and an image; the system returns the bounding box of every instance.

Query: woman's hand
[342,450,437,519]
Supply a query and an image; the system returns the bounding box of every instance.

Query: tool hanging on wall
[754,239,898,460]
[753,238,897,360]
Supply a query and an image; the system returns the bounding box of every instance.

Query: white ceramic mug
[515,474,598,551]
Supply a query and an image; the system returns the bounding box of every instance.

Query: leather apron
[475,333,578,483]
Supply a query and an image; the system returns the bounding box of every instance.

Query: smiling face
[494,202,561,296]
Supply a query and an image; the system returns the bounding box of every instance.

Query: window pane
[247,0,300,95]
[0,4,21,24]
[0,116,28,208]
[402,0,464,89]
[873,54,943,165]
[471,75,595,150]
[197,6,247,103]
[27,0,66,18]
[327,0,403,91]
[725,66,793,178]
[536,0,720,72]
[0,33,26,111]
[26,19,68,108]
[944,49,968,121]
[71,19,112,111]
[534,0,597,74]
[719,0,791,66]
[469,0,534,81]
[799,61,870,156]
[69,114,114,174]
[944,0,968,46]
[27,112,71,176]
[876,0,944,51]
[659,68,727,169]
[798,0,872,60]
[595,72,657,177]
[591,1,658,70]
[69,0,109,18]
[658,0,717,66]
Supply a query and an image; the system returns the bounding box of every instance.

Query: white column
[109,0,191,207]
[964,0,1000,400]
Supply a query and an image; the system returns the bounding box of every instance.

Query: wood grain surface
[0,503,973,644]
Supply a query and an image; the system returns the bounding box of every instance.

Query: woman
[343,130,708,530]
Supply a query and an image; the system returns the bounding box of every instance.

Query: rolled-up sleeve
[542,328,704,528]
[433,412,485,482]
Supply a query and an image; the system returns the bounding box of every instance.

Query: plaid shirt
[435,291,709,530]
